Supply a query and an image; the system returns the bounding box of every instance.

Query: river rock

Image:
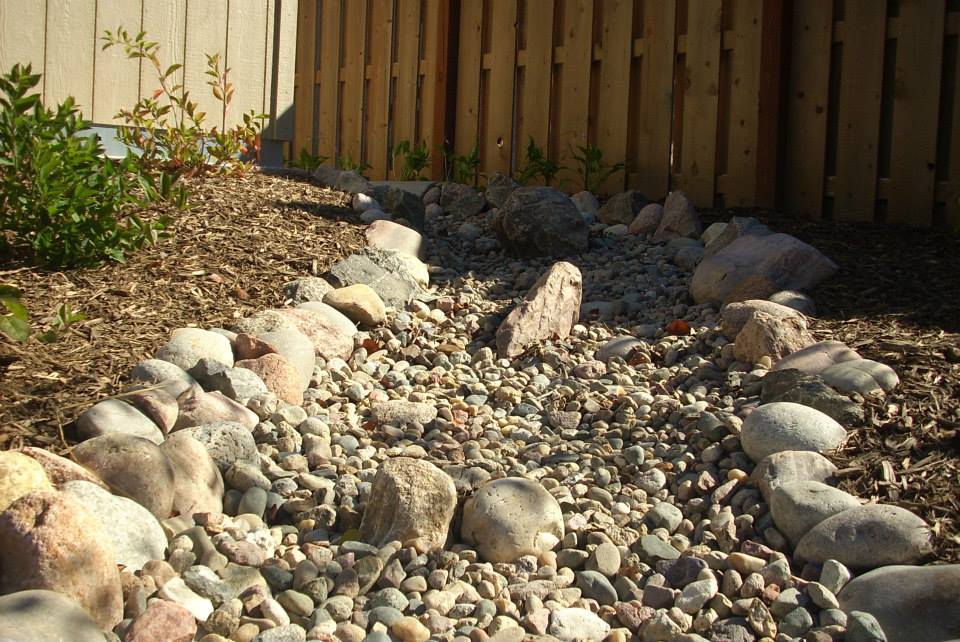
[820,358,899,395]
[750,450,838,501]
[769,481,861,545]
[773,340,862,375]
[0,490,123,629]
[690,232,837,305]
[282,276,334,304]
[628,203,664,235]
[62,480,166,571]
[156,327,234,371]
[235,353,303,405]
[174,385,259,431]
[839,565,960,642]
[124,599,197,642]
[760,368,864,425]
[795,504,933,569]
[598,191,649,226]
[652,191,701,243]
[324,284,387,326]
[360,457,457,550]
[768,290,817,315]
[187,358,269,402]
[72,434,175,518]
[19,446,108,489]
[180,421,259,473]
[703,215,771,258]
[495,261,582,358]
[125,387,179,434]
[595,335,643,362]
[733,310,815,363]
[234,328,315,391]
[0,590,107,642]
[492,187,589,258]
[0,450,53,512]
[370,401,438,426]
[129,358,198,394]
[740,402,846,463]
[365,219,425,259]
[461,478,564,563]
[721,299,806,338]
[161,431,225,516]
[548,607,611,642]
[231,308,356,361]
[312,167,372,194]
[76,398,165,444]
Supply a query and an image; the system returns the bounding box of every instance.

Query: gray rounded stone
[769,480,861,545]
[62,480,166,571]
[575,570,617,605]
[795,504,933,569]
[156,327,234,371]
[821,358,899,395]
[750,450,838,501]
[0,589,107,642]
[76,398,164,444]
[740,402,846,463]
[179,421,259,473]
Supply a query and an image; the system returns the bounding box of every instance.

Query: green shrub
[336,154,371,177]
[442,142,481,186]
[393,140,430,180]
[571,143,624,194]
[102,27,266,176]
[516,137,563,186]
[288,149,328,172]
[0,284,28,342]
[0,63,175,267]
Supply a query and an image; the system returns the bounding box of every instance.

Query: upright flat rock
[839,565,960,642]
[691,232,837,305]
[652,191,702,243]
[496,262,582,358]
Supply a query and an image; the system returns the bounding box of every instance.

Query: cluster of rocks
[0,173,957,642]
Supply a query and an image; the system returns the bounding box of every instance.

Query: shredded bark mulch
[0,171,362,451]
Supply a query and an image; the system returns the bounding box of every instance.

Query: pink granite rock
[235,353,304,405]
[496,262,582,358]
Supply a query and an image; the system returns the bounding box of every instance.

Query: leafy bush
[0,284,28,342]
[393,140,430,180]
[288,149,328,172]
[336,154,371,177]
[0,63,175,267]
[571,143,624,194]
[443,142,481,186]
[102,27,266,176]
[516,137,563,186]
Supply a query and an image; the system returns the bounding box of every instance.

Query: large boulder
[750,450,838,502]
[652,191,701,243]
[324,284,387,326]
[235,353,304,405]
[839,565,960,642]
[282,276,334,304]
[703,215,771,258]
[440,181,487,217]
[461,478,564,563]
[0,451,53,512]
[62,480,166,571]
[691,233,837,305]
[156,327,234,371]
[230,307,357,361]
[733,311,815,363]
[174,384,260,430]
[795,504,933,569]
[492,187,589,258]
[179,421,259,473]
[760,368,864,425]
[365,219,425,259]
[128,358,197,398]
[495,262,582,358]
[485,172,520,208]
[311,166,373,195]
[773,340,863,375]
[721,299,806,338]
[187,359,270,403]
[374,184,426,228]
[360,457,457,550]
[125,387,179,434]
[72,434,176,519]
[0,590,107,642]
[598,191,649,226]
[20,446,108,489]
[234,328,315,391]
[769,480,861,545]
[76,398,165,444]
[326,250,423,308]
[160,431,225,516]
[821,359,899,395]
[740,402,846,463]
[0,491,123,629]
[628,203,664,235]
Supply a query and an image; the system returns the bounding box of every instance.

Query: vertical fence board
[45,0,96,116]
[366,0,392,179]
[93,0,143,124]
[317,0,342,160]
[184,0,228,132]
[595,0,633,195]
[294,0,318,156]
[272,0,299,141]
[634,0,676,199]
[264,0,277,124]
[484,0,518,176]
[724,0,762,207]
[679,0,722,206]
[556,0,594,185]
[947,13,960,231]
[887,1,944,226]
[518,0,555,159]
[226,1,268,128]
[455,1,484,157]
[393,0,421,161]
[832,0,885,222]
[421,0,449,177]
[0,0,47,96]
[783,1,832,218]
[140,0,187,104]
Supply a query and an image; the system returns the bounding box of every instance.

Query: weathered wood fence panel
[0,0,295,142]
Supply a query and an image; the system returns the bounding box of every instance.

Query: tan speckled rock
[235,353,304,406]
[0,490,123,629]
[0,451,53,512]
[160,431,224,518]
[20,446,108,489]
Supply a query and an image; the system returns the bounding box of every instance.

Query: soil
[1,176,958,561]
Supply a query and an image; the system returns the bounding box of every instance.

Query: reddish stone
[235,353,303,406]
[124,599,197,642]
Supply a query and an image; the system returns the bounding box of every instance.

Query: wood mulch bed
[0,171,362,451]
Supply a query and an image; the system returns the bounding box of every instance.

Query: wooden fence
[295,0,960,229]
[0,0,297,140]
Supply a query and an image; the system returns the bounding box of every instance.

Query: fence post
[293,0,317,158]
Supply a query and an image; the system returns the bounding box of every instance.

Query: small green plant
[37,302,86,343]
[0,63,174,267]
[443,142,481,186]
[393,139,430,180]
[571,143,624,194]
[288,149,328,172]
[102,27,266,176]
[516,137,564,186]
[0,285,29,342]
[336,154,371,177]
